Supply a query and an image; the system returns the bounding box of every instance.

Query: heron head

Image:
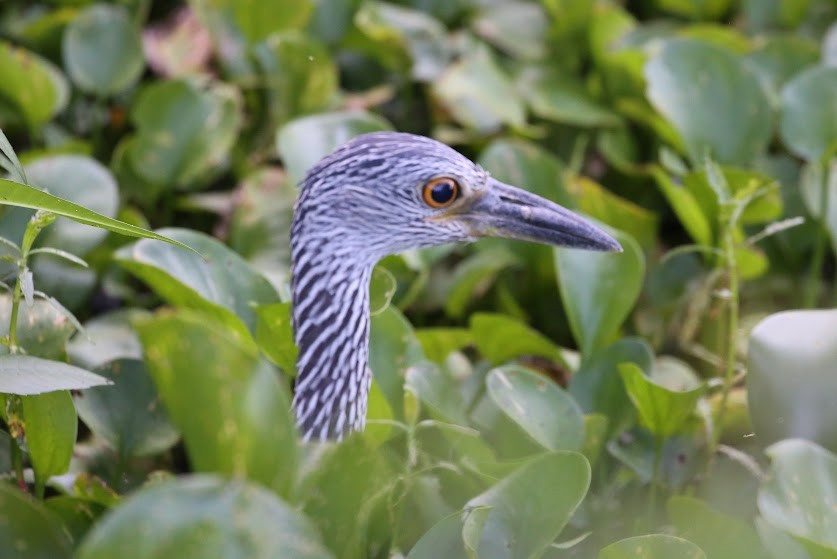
[297,131,622,259]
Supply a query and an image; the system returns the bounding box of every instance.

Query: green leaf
[0,178,196,252]
[445,246,519,319]
[486,366,585,451]
[0,483,72,558]
[369,306,425,421]
[748,308,837,449]
[669,496,771,559]
[470,312,566,365]
[406,512,468,559]
[0,40,68,129]
[0,127,26,183]
[77,475,333,559]
[608,428,704,487]
[656,0,733,19]
[124,78,243,191]
[253,302,298,375]
[650,165,714,246]
[74,359,179,460]
[619,363,705,440]
[276,110,393,185]
[62,4,144,96]
[66,309,146,370]
[743,35,820,100]
[799,159,837,248]
[21,390,76,495]
[465,451,590,559]
[115,228,280,335]
[0,355,111,395]
[645,39,772,165]
[682,165,782,228]
[759,439,837,557]
[44,496,107,547]
[415,327,473,363]
[519,67,621,127]
[213,0,313,44]
[0,293,78,359]
[599,534,706,559]
[555,227,644,356]
[136,310,297,498]
[406,361,468,425]
[779,66,837,161]
[431,41,525,133]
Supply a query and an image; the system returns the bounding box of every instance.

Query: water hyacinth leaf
[136,311,297,498]
[115,228,280,335]
[0,356,111,395]
[277,110,393,185]
[486,366,585,451]
[22,390,77,494]
[478,138,574,208]
[649,166,713,247]
[369,306,425,421]
[645,39,772,165]
[44,496,107,548]
[668,496,771,559]
[77,475,333,559]
[800,159,837,247]
[432,41,525,133]
[406,512,468,559]
[67,309,147,370]
[470,312,566,365]
[682,165,782,228]
[0,483,72,558]
[519,67,621,127]
[253,302,298,375]
[125,78,243,190]
[252,31,338,126]
[0,178,196,252]
[743,36,820,100]
[74,359,179,460]
[759,439,837,556]
[748,309,837,449]
[599,534,706,559]
[472,1,547,60]
[415,327,473,363]
[0,40,68,129]
[656,0,733,19]
[465,451,590,559]
[62,4,144,96]
[0,292,77,361]
[569,337,653,438]
[406,361,468,425]
[779,66,837,161]
[212,0,313,44]
[555,227,644,356]
[619,363,705,440]
[445,246,519,319]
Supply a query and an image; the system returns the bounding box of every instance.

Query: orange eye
[422,177,460,208]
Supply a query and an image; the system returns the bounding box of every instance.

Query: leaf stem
[711,222,739,452]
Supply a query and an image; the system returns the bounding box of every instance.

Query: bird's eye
[422,177,460,208]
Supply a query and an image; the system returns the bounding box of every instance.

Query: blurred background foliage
[0,0,836,557]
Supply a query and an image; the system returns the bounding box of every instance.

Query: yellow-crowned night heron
[291,132,621,441]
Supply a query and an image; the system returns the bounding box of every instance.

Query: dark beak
[459,178,623,252]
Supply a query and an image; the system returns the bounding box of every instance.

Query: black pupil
[431,180,455,204]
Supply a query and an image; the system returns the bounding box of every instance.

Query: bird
[290,131,621,442]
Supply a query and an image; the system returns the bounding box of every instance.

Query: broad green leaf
[780,66,837,161]
[555,227,644,356]
[125,78,243,191]
[415,327,473,363]
[253,302,297,374]
[599,534,706,559]
[755,517,813,559]
[743,36,820,100]
[0,294,77,360]
[569,337,653,438]
[799,159,837,248]
[0,40,68,129]
[519,67,621,127]
[682,165,782,228]
[115,228,280,335]
[21,390,76,496]
[472,1,547,60]
[669,496,771,559]
[74,359,179,460]
[465,451,590,559]
[445,246,519,318]
[0,356,111,395]
[0,483,72,558]
[77,475,333,559]
[486,366,585,451]
[741,0,813,31]
[0,178,195,252]
[608,428,705,487]
[656,0,732,19]
[136,310,297,498]
[406,361,467,425]
[211,0,313,44]
[470,312,566,365]
[759,439,837,557]
[370,306,425,421]
[66,309,146,370]
[276,110,393,185]
[252,31,338,126]
[406,512,468,559]
[478,138,574,207]
[432,41,525,133]
[44,496,107,547]
[299,437,393,559]
[650,165,713,246]
[645,39,772,165]
[62,4,144,96]
[748,309,837,449]
[619,363,705,440]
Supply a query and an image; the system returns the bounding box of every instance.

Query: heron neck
[291,247,374,442]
